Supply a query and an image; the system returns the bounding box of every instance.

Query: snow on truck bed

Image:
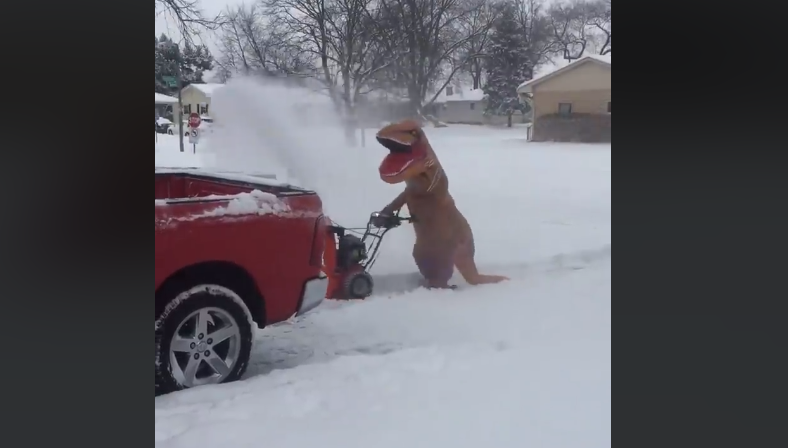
[155,167,300,219]
[155,189,291,222]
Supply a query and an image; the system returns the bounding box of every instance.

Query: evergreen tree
[155,36,171,94]
[483,1,532,127]
[155,34,215,95]
[180,40,214,84]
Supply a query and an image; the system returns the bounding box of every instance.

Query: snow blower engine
[323,211,415,300]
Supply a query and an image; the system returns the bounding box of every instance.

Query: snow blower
[322,211,415,300]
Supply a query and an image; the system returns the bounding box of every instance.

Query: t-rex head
[376,120,441,185]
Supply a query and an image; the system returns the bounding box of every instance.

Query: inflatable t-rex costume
[374,120,509,288]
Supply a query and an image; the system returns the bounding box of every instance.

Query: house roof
[434,87,486,104]
[517,54,611,93]
[155,92,178,104]
[447,88,486,102]
[187,83,225,97]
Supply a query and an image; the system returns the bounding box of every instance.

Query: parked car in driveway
[155,168,329,395]
[156,117,173,134]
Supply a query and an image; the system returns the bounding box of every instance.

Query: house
[434,86,487,124]
[432,85,526,126]
[155,92,178,121]
[517,54,611,142]
[176,83,225,122]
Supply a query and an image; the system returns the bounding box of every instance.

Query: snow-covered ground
[155,133,215,167]
[155,110,610,447]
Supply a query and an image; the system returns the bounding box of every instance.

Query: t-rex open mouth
[376,120,429,183]
[379,142,428,180]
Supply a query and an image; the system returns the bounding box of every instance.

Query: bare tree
[216,7,252,76]
[260,0,390,106]
[261,0,342,104]
[256,0,395,143]
[216,4,313,79]
[513,0,553,77]
[155,0,225,42]
[547,0,591,60]
[326,0,391,113]
[587,0,611,55]
[546,0,611,60]
[372,0,495,117]
[456,0,497,89]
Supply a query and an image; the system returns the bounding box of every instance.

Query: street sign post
[187,113,201,154]
[162,76,178,88]
[188,127,200,153]
[188,127,200,143]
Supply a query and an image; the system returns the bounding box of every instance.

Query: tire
[155,285,253,395]
[344,271,374,299]
[167,129,173,135]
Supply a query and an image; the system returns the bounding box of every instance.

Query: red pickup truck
[155,168,328,395]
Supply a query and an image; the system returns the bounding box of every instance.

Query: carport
[155,92,178,105]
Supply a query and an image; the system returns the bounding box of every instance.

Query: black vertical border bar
[615,3,788,448]
[4,1,152,448]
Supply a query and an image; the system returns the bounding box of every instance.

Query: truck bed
[155,169,313,202]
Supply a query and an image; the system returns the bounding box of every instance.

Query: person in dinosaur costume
[373,119,509,289]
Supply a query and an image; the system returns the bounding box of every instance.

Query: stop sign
[188,112,201,128]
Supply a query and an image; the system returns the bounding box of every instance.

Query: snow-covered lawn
[155,124,611,448]
[155,133,215,167]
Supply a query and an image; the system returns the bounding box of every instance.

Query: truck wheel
[155,285,253,395]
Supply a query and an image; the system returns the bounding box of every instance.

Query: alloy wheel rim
[168,307,242,388]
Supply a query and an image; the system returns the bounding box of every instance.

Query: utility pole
[174,44,185,153]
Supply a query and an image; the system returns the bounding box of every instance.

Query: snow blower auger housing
[322,211,415,300]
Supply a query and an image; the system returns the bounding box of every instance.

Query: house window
[200,103,209,115]
[558,102,572,116]
[183,104,191,115]
[470,102,475,110]
[446,86,454,96]
[607,101,611,113]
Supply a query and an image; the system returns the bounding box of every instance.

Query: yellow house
[174,83,225,122]
[518,55,611,142]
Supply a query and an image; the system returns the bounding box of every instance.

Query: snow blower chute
[322,211,414,300]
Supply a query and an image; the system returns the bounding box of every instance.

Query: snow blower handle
[370,211,415,229]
